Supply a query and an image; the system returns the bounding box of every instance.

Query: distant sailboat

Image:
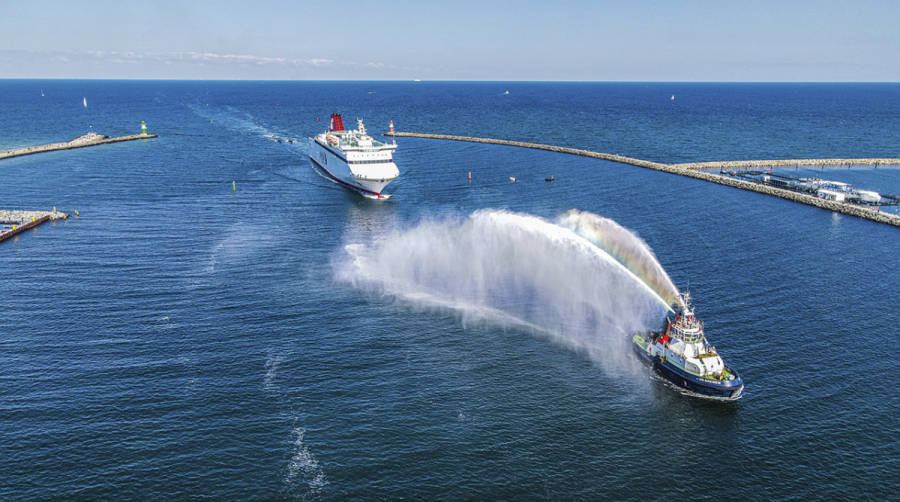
[670,95,675,101]
[504,90,510,95]
[41,88,44,97]
[83,97,87,108]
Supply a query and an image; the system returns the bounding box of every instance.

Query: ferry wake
[633,292,744,401]
[309,113,399,199]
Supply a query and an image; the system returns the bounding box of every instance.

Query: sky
[1,0,898,81]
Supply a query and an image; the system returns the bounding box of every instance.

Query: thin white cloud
[306,58,334,67]
[71,50,373,69]
[0,49,406,78]
[185,52,286,64]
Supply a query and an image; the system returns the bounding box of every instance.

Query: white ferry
[309,113,399,199]
[633,292,744,400]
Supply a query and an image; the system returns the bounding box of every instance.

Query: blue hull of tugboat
[633,339,744,400]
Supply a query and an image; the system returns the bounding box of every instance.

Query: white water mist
[335,209,675,372]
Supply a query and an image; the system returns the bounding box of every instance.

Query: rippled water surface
[2,81,899,500]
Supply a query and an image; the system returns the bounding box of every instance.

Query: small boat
[41,89,45,97]
[544,176,554,182]
[633,292,743,400]
[508,176,517,182]
[504,90,510,95]
[83,97,87,108]
[670,95,675,101]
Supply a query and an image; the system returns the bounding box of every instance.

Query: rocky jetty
[0,209,69,243]
[387,131,900,228]
[0,132,157,161]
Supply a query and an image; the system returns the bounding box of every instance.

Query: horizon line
[1,77,899,84]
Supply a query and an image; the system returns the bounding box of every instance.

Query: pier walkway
[0,132,157,161]
[387,132,900,228]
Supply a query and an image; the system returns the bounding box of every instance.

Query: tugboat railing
[673,327,704,343]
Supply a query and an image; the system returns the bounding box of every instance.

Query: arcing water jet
[336,210,682,369]
[558,209,682,311]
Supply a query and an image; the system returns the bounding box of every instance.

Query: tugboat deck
[632,293,744,400]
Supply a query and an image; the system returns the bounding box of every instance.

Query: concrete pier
[0,209,69,243]
[0,132,157,161]
[386,131,900,228]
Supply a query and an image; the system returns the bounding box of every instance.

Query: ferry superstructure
[633,292,744,400]
[309,113,399,199]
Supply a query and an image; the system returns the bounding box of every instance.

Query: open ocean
[2,81,899,500]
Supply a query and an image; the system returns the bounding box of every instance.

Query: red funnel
[330,113,345,131]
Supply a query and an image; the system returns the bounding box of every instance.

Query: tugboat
[633,292,743,400]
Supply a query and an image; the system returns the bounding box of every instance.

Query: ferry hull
[309,156,391,199]
[633,336,744,400]
[308,138,397,199]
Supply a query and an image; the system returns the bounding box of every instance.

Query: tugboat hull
[633,335,744,401]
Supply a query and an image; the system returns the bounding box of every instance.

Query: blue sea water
[1,80,899,500]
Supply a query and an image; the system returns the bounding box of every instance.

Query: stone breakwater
[672,158,900,170]
[387,132,900,228]
[0,209,69,243]
[0,209,68,223]
[0,132,157,161]
[387,132,661,168]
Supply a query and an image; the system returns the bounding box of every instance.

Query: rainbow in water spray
[558,209,682,312]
